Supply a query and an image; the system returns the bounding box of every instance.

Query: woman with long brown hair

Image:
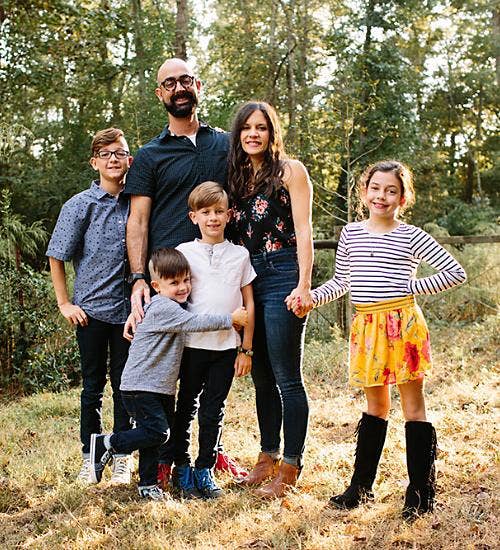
[227,101,314,497]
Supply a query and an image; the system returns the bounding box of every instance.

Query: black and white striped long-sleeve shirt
[312,222,467,306]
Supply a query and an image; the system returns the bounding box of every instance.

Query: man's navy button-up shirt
[124,122,230,250]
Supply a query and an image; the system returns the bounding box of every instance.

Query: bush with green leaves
[0,262,80,394]
[0,190,79,394]
[437,198,498,236]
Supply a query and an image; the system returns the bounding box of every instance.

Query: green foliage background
[0,0,498,392]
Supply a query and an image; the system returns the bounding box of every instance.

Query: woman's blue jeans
[250,247,309,464]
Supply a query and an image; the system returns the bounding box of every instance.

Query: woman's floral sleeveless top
[230,186,296,254]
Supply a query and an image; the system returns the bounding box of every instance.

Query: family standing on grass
[46,57,467,521]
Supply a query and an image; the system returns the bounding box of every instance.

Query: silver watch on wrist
[237,346,254,357]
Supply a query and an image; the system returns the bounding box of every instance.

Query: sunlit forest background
[0,2,498,548]
[0,0,498,393]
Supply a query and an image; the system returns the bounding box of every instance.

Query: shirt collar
[159,121,210,142]
[89,180,125,201]
[89,181,109,200]
[195,238,230,252]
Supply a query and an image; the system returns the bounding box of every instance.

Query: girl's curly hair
[356,160,415,219]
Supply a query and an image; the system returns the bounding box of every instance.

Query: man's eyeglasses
[95,149,130,159]
[159,74,195,92]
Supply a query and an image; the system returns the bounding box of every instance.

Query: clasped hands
[285,287,314,318]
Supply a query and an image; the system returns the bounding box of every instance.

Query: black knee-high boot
[329,413,388,509]
[403,421,437,520]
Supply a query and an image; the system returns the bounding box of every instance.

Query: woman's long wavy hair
[227,101,286,203]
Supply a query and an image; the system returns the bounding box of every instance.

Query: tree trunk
[267,0,278,103]
[175,0,189,60]
[493,8,500,87]
[358,0,375,152]
[280,0,297,148]
[475,83,483,196]
[464,152,474,203]
[296,0,312,165]
[131,0,147,117]
[449,131,456,175]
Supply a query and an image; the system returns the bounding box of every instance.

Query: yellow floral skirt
[349,296,432,387]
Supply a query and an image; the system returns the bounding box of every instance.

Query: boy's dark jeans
[76,316,131,454]
[110,391,175,486]
[165,347,236,469]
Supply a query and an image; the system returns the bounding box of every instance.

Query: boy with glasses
[47,127,134,485]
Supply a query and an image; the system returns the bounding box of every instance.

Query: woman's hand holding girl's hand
[285,288,313,318]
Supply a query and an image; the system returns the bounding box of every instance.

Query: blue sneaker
[89,434,114,483]
[193,467,223,499]
[171,464,202,499]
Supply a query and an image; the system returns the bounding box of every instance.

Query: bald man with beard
[125,58,230,310]
[124,58,247,488]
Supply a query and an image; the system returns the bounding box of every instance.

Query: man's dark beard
[163,90,198,118]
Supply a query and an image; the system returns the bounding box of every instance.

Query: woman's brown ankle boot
[254,461,300,498]
[237,452,280,486]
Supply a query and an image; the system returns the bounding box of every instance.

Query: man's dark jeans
[110,391,175,486]
[167,347,236,469]
[250,247,309,464]
[76,316,131,454]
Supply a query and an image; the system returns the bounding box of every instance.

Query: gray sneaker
[193,467,224,499]
[138,484,165,501]
[110,455,133,484]
[77,458,92,484]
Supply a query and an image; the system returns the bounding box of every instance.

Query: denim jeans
[250,247,309,464]
[164,347,236,469]
[110,391,175,486]
[76,316,131,454]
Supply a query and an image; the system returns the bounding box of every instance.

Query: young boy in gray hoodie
[88,248,247,500]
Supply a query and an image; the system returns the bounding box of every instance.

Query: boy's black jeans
[76,316,131,454]
[110,391,175,486]
[164,347,236,469]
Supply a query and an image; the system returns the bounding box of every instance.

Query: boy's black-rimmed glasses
[95,149,130,159]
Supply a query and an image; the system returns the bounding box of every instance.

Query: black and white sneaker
[138,484,165,501]
[89,434,114,483]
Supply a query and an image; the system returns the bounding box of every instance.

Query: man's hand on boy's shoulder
[59,303,88,326]
[130,279,151,320]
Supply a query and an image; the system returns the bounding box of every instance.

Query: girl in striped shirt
[286,160,466,520]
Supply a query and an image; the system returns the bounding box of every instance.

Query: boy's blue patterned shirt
[46,181,130,324]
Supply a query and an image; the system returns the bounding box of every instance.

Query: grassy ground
[0,316,498,549]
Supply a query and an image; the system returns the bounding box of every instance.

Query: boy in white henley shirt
[168,181,256,499]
